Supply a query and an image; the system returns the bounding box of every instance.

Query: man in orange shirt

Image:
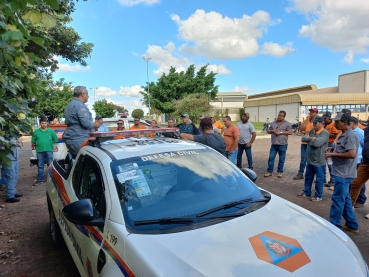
[322,111,339,186]
[222,116,240,164]
[210,115,224,135]
[294,107,317,180]
[129,117,146,137]
[112,119,126,140]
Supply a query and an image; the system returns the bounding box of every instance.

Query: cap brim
[331,115,341,121]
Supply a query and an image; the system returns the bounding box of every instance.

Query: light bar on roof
[89,128,179,138]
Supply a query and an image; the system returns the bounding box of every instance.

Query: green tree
[132,109,144,119]
[173,93,212,123]
[92,99,122,118]
[140,64,218,115]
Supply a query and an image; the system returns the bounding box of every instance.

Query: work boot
[293,174,304,180]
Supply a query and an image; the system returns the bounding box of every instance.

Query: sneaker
[325,180,334,187]
[33,180,43,186]
[293,174,304,180]
[297,193,310,198]
[354,202,364,208]
[264,173,272,177]
[310,197,322,202]
[342,224,359,233]
[249,167,253,170]
[277,173,282,178]
[328,186,334,191]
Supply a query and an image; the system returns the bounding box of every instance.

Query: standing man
[323,111,339,187]
[180,118,226,155]
[210,115,224,135]
[264,110,292,178]
[64,86,100,157]
[222,116,240,164]
[129,117,146,137]
[95,115,109,132]
[349,116,368,208]
[342,109,365,130]
[297,117,328,201]
[3,137,23,203]
[112,119,126,140]
[325,113,359,233]
[31,118,58,186]
[163,118,179,139]
[177,114,198,135]
[236,112,256,169]
[294,107,318,180]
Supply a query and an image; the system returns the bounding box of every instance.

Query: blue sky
[54,0,369,115]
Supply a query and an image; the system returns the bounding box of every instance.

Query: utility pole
[142,55,152,116]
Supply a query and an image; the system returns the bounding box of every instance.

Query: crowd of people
[1,85,368,235]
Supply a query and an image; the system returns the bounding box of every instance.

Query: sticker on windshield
[118,163,138,172]
[141,150,199,161]
[116,170,139,183]
[131,169,151,197]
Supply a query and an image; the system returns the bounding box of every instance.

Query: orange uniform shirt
[301,120,314,145]
[112,127,126,140]
[213,121,224,130]
[129,125,146,137]
[324,120,339,144]
[223,125,240,151]
[358,122,365,130]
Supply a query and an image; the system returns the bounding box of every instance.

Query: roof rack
[88,128,179,146]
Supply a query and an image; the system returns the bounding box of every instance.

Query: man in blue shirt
[95,115,109,132]
[177,114,198,135]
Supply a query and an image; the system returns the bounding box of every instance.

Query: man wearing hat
[297,116,329,201]
[177,114,198,135]
[349,116,367,208]
[95,115,109,132]
[341,109,365,130]
[294,107,318,180]
[325,112,359,233]
[179,117,226,155]
[323,111,339,187]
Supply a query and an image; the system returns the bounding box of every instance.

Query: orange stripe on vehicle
[261,231,301,248]
[249,235,273,264]
[103,240,136,277]
[276,251,311,272]
[51,165,71,205]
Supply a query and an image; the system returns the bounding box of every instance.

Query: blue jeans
[237,144,253,168]
[267,144,288,173]
[3,160,19,199]
[330,176,359,230]
[226,150,238,164]
[303,164,325,198]
[37,152,53,182]
[298,144,307,175]
[0,167,6,185]
[356,184,367,204]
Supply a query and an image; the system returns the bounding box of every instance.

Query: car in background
[45,129,368,277]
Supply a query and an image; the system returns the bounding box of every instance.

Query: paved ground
[0,134,368,276]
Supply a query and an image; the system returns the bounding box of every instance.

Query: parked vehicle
[292,116,302,136]
[46,129,368,277]
[261,118,270,133]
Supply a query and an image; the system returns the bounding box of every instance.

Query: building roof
[244,86,369,107]
[248,85,317,100]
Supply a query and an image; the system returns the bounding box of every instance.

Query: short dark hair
[223,115,231,121]
[167,118,174,122]
[39,117,47,124]
[134,117,140,120]
[279,110,286,117]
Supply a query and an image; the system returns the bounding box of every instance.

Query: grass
[232,121,265,131]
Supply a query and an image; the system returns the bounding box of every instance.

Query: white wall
[259,105,277,122]
[339,71,366,93]
[276,103,299,123]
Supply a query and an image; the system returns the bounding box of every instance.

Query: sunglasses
[117,123,123,125]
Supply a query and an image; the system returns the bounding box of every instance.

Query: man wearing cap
[323,111,339,187]
[294,107,318,180]
[95,115,109,132]
[236,112,256,169]
[342,109,365,130]
[177,114,198,135]
[180,118,226,155]
[349,116,367,209]
[325,113,359,233]
[222,116,240,164]
[64,86,101,157]
[297,117,328,201]
[264,110,292,178]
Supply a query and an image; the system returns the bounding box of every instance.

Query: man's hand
[325,152,333,159]
[310,136,316,141]
[246,143,251,147]
[93,121,101,130]
[273,129,280,135]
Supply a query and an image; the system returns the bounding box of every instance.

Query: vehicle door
[71,155,110,276]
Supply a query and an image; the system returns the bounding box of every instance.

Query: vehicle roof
[85,137,208,161]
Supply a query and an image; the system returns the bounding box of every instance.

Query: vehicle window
[78,156,106,220]
[72,155,84,193]
[110,149,261,232]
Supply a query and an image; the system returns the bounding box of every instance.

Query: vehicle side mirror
[241,168,257,182]
[62,199,104,227]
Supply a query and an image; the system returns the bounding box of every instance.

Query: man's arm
[247,132,256,147]
[232,135,240,150]
[300,119,309,133]
[180,133,194,141]
[310,131,329,147]
[325,149,357,159]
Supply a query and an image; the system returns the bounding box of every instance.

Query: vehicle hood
[124,195,366,277]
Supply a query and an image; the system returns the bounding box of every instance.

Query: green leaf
[29,36,44,47]
[10,0,19,11]
[10,31,23,41]
[0,21,7,29]
[44,0,59,10]
[41,14,57,29]
[5,103,20,113]
[0,153,11,167]
[22,10,42,25]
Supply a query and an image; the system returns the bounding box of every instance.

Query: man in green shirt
[31,118,58,186]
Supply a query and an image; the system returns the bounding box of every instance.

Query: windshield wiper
[196,196,271,218]
[134,217,194,226]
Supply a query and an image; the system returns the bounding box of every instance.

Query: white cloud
[95,86,118,97]
[343,51,354,64]
[145,42,232,76]
[233,86,252,94]
[260,42,296,57]
[117,0,160,6]
[132,51,139,56]
[172,9,272,60]
[104,98,148,115]
[289,0,369,59]
[53,55,91,73]
[119,85,142,97]
[360,58,369,63]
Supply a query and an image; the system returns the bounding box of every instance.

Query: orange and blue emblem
[249,231,311,272]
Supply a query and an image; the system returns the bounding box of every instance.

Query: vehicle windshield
[110,148,261,232]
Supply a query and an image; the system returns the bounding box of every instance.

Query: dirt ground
[0,135,368,276]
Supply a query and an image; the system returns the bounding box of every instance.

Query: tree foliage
[131,109,144,119]
[140,64,218,115]
[92,99,123,118]
[173,93,212,123]
[0,0,93,165]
